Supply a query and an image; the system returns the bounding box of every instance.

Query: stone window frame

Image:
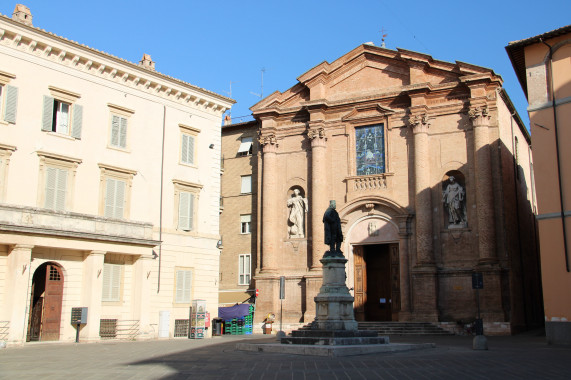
[107,104,135,152]
[240,214,251,234]
[36,151,82,212]
[0,70,17,125]
[173,179,203,232]
[238,253,251,285]
[98,163,137,219]
[179,124,200,167]
[42,86,83,139]
[101,262,124,304]
[240,175,252,194]
[0,143,16,202]
[173,266,194,305]
[346,114,392,177]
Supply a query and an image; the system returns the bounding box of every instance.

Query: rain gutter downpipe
[157,105,166,292]
[540,38,569,272]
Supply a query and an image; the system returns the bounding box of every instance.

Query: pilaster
[6,244,33,343]
[81,250,105,341]
[309,126,327,270]
[469,105,498,264]
[409,112,434,265]
[260,133,279,273]
[133,254,153,339]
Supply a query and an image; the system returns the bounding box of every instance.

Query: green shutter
[114,180,125,219]
[178,192,191,230]
[111,116,120,146]
[45,167,57,209]
[42,96,54,131]
[187,135,194,165]
[181,134,188,163]
[71,104,83,139]
[4,85,18,124]
[104,179,116,217]
[119,117,127,148]
[55,168,67,211]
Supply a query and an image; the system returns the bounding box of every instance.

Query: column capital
[408,113,430,134]
[469,105,490,127]
[259,133,278,153]
[11,244,34,252]
[308,127,327,148]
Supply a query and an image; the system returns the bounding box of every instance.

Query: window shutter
[110,264,121,301]
[239,255,244,284]
[178,191,191,230]
[188,193,194,229]
[187,135,194,164]
[4,85,18,124]
[105,178,116,217]
[42,96,54,131]
[45,167,57,209]
[176,270,192,303]
[114,180,125,219]
[55,168,67,211]
[71,104,83,139]
[241,176,251,193]
[245,254,251,282]
[102,263,122,302]
[119,117,127,148]
[181,134,188,163]
[111,116,120,146]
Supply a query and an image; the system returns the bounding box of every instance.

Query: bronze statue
[323,200,343,257]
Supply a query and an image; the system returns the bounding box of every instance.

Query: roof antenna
[223,81,236,117]
[380,27,388,48]
[250,68,266,99]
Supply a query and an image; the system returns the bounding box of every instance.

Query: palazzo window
[107,104,135,151]
[241,214,251,234]
[355,124,385,175]
[179,124,200,166]
[42,87,83,139]
[36,151,81,212]
[238,254,251,285]
[0,144,16,202]
[240,175,252,194]
[173,179,202,232]
[175,268,193,304]
[0,70,18,124]
[102,263,122,302]
[98,164,136,219]
[237,137,253,156]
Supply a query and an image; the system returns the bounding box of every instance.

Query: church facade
[248,44,542,334]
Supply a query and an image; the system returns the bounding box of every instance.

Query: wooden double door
[27,263,64,341]
[353,244,400,321]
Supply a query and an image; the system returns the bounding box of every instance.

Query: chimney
[12,4,33,26]
[224,114,232,125]
[138,54,155,71]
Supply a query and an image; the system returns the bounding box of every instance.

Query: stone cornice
[0,15,234,113]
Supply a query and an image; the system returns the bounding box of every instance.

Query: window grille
[174,319,190,337]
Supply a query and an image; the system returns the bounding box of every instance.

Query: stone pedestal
[313,255,358,331]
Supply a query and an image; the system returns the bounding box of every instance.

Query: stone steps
[358,322,455,336]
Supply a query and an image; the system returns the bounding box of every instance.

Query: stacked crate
[223,304,255,335]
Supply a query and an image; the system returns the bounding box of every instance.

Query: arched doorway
[27,262,64,341]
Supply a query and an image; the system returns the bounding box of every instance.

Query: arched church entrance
[346,216,401,322]
[27,262,64,341]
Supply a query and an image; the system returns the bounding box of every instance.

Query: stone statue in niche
[287,189,308,238]
[442,176,467,228]
[323,200,344,257]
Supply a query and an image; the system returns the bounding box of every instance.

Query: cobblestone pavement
[1,330,570,379]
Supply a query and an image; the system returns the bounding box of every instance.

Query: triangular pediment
[342,104,395,123]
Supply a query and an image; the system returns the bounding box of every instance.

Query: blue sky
[5,1,570,126]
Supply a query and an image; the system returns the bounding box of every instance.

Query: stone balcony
[345,173,394,201]
[0,204,157,248]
